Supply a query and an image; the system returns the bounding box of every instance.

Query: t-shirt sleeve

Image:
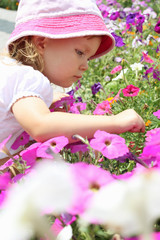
[7,65,53,110]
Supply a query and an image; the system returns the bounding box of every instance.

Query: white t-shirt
[0,57,53,159]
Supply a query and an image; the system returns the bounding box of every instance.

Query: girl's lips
[74,76,82,79]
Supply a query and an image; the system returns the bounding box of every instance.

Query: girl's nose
[80,60,89,71]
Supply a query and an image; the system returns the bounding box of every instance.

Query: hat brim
[7,14,115,59]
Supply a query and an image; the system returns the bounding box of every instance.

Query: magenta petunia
[90,130,129,159]
[0,172,11,190]
[110,11,120,20]
[153,109,160,119]
[69,162,113,214]
[93,100,112,115]
[36,136,69,159]
[11,131,30,150]
[122,84,140,97]
[65,141,89,153]
[51,96,76,112]
[154,20,160,34]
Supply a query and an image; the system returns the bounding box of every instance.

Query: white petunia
[112,69,128,81]
[132,36,143,48]
[81,169,160,237]
[130,63,144,72]
[56,225,73,240]
[0,160,75,240]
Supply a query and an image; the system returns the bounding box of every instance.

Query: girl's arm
[12,97,145,142]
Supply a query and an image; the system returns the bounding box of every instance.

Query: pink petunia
[69,162,113,215]
[140,128,160,163]
[90,130,129,159]
[36,136,69,159]
[69,102,87,114]
[20,142,42,167]
[0,172,11,190]
[93,100,112,115]
[122,84,140,97]
[124,232,160,240]
[142,52,154,63]
[110,65,122,74]
[145,128,160,145]
[0,191,7,208]
[11,131,30,150]
[153,109,160,119]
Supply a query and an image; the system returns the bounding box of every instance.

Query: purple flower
[102,10,109,18]
[154,20,160,34]
[11,131,30,150]
[75,80,81,91]
[77,96,82,102]
[65,141,89,153]
[156,44,160,53]
[91,82,102,95]
[110,11,120,20]
[136,23,143,33]
[67,89,74,96]
[51,96,76,111]
[153,69,160,81]
[111,32,125,47]
[119,11,126,19]
[126,13,136,24]
[145,67,154,75]
[136,14,145,24]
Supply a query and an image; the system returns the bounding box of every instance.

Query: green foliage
[0,0,19,10]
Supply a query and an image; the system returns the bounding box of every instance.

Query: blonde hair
[8,36,44,72]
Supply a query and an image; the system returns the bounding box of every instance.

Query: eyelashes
[75,49,84,56]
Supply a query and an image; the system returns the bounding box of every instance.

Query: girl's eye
[75,49,84,56]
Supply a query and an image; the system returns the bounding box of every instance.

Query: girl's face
[37,36,101,88]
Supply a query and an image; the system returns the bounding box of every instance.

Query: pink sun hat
[7,0,115,59]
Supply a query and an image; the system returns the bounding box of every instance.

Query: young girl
[0,0,145,160]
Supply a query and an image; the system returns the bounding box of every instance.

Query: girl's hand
[112,109,145,134]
